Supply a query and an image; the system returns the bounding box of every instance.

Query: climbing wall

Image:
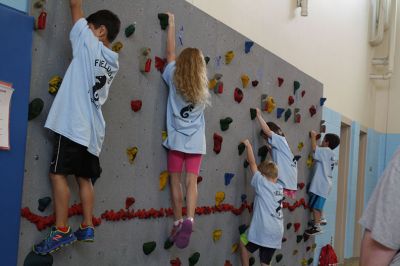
[18,0,324,265]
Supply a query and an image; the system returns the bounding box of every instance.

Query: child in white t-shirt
[305,130,340,236]
[239,139,284,266]
[255,108,298,199]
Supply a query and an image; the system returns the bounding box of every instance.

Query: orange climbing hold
[212,229,222,242]
[241,74,250,88]
[159,171,169,190]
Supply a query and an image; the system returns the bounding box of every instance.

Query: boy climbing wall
[33,0,120,255]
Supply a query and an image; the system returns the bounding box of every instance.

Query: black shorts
[245,242,276,265]
[50,134,101,182]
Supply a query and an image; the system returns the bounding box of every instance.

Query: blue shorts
[309,192,326,211]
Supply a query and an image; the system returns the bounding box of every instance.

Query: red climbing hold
[278,77,284,87]
[234,88,244,103]
[197,176,203,184]
[288,96,294,106]
[224,260,233,266]
[155,56,167,73]
[170,257,182,266]
[297,182,305,190]
[131,100,142,112]
[37,11,47,30]
[125,197,135,209]
[294,222,301,232]
[309,105,317,117]
[213,133,223,154]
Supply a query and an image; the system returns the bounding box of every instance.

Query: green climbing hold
[204,56,210,65]
[249,257,255,266]
[250,108,257,120]
[38,197,51,212]
[258,145,268,161]
[143,241,156,255]
[287,223,292,230]
[294,80,301,94]
[220,117,233,131]
[189,252,200,266]
[24,251,53,266]
[125,23,136,37]
[276,253,283,263]
[238,143,245,155]
[307,258,314,265]
[284,109,292,122]
[157,13,169,30]
[164,238,173,250]
[296,235,303,243]
[244,160,249,168]
[28,98,44,121]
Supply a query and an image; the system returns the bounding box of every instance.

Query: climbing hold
[225,51,235,65]
[188,252,200,266]
[241,74,250,88]
[162,131,168,141]
[214,73,223,80]
[244,41,254,53]
[213,133,223,154]
[36,10,47,30]
[130,100,142,112]
[282,237,287,243]
[250,108,257,120]
[293,249,298,256]
[294,108,301,123]
[112,41,123,53]
[301,258,308,266]
[140,47,152,73]
[23,251,53,266]
[261,95,276,113]
[277,108,285,119]
[320,124,326,133]
[252,80,259,87]
[284,109,292,122]
[170,257,181,266]
[301,90,306,98]
[249,257,255,266]
[157,13,169,30]
[296,235,303,243]
[308,258,314,265]
[212,229,222,242]
[28,98,44,121]
[214,81,224,94]
[306,154,313,168]
[294,81,301,94]
[309,105,317,117]
[143,241,156,255]
[278,77,284,87]
[215,191,225,206]
[37,197,51,212]
[293,155,301,162]
[258,145,268,161]
[294,223,301,232]
[208,79,217,89]
[48,75,62,95]
[224,173,235,186]
[126,146,138,164]
[241,194,247,202]
[276,254,283,263]
[33,0,45,9]
[125,197,135,209]
[298,142,304,152]
[311,243,317,252]
[204,56,210,65]
[306,246,311,252]
[125,23,136,37]
[164,238,174,250]
[238,143,245,155]
[320,97,327,106]
[234,88,244,103]
[238,224,248,234]
[197,176,203,184]
[244,160,249,168]
[287,223,292,230]
[159,171,169,191]
[220,117,233,131]
[288,96,295,106]
[155,56,167,73]
[231,243,239,253]
[224,260,233,266]
[297,182,305,190]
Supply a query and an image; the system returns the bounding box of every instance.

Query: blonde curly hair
[174,48,210,106]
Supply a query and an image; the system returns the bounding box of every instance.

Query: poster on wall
[0,81,14,150]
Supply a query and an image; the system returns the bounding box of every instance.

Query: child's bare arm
[242,139,258,174]
[310,130,317,151]
[166,12,176,63]
[70,0,84,24]
[256,108,272,138]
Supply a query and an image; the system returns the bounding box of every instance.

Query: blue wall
[0,0,28,12]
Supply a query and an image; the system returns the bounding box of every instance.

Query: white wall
[186,0,378,130]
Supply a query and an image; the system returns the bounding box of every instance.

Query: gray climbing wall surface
[18,0,324,265]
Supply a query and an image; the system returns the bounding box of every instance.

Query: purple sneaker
[175,219,193,249]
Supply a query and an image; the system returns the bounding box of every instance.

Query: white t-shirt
[45,18,119,156]
[247,171,284,249]
[268,132,298,190]
[309,146,337,198]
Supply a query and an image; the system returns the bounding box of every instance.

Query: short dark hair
[266,122,284,136]
[324,133,340,150]
[87,10,120,43]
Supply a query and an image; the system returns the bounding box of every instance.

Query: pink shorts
[283,189,297,199]
[167,150,203,175]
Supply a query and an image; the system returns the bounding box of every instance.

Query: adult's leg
[360,230,396,266]
[76,177,94,226]
[50,173,70,227]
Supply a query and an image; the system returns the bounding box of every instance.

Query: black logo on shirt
[180,104,194,118]
[90,75,106,109]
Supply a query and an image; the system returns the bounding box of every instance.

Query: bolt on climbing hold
[112,41,123,53]
[311,243,317,252]
[28,98,44,121]
[164,238,174,250]
[224,260,233,266]
[293,249,298,255]
[130,100,142,112]
[125,23,136,37]
[261,95,276,113]
[213,133,223,154]
[33,0,45,9]
[225,51,235,65]
[48,75,62,95]
[170,257,181,266]
[157,13,169,30]
[294,223,301,232]
[282,237,287,242]
[140,47,152,73]
[231,243,239,253]
[238,143,245,155]
[238,224,248,234]
[241,74,250,88]
[244,159,249,168]
[212,229,222,242]
[288,95,295,106]
[224,173,235,186]
[277,108,285,119]
[245,41,254,54]
[309,105,317,117]
[249,257,255,266]
[252,80,259,87]
[143,241,156,255]
[294,108,301,123]
[258,145,269,161]
[36,10,47,30]
[284,109,292,122]
[126,146,138,164]
[296,235,303,243]
[241,194,247,202]
[294,81,301,94]
[308,258,314,265]
[320,97,327,106]
[278,77,284,87]
[197,176,203,184]
[204,56,210,65]
[297,182,305,190]
[220,117,233,131]
[159,171,169,190]
[287,223,292,230]
[276,254,283,263]
[155,56,167,73]
[208,78,217,90]
[234,88,244,103]
[301,90,306,97]
[306,154,313,168]
[298,142,304,152]
[24,251,53,266]
[215,191,225,206]
[38,197,51,212]
[301,258,308,266]
[293,155,301,162]
[162,131,168,141]
[189,252,200,266]
[214,81,224,94]
[125,197,135,209]
[250,108,257,120]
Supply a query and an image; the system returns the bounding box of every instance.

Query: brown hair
[266,122,284,136]
[258,161,278,179]
[174,48,210,105]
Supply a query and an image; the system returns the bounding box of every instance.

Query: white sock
[174,219,183,226]
[187,217,194,222]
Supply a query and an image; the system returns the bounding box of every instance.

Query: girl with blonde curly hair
[162,12,210,249]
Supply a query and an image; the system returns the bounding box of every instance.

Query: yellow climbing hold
[225,51,235,65]
[112,41,123,53]
[306,154,313,168]
[48,75,62,95]
[266,96,276,113]
[159,171,169,190]
[241,74,250,88]
[231,243,239,253]
[162,131,168,141]
[212,229,222,242]
[215,191,225,206]
[311,243,317,252]
[126,146,138,164]
[301,258,308,266]
[208,78,217,90]
[298,142,304,152]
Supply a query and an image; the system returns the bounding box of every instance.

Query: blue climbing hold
[225,173,235,186]
[320,97,327,106]
[277,108,285,119]
[245,41,254,54]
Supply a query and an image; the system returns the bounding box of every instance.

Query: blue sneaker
[74,225,95,242]
[33,226,76,255]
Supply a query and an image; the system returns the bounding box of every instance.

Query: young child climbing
[162,12,210,249]
[33,0,120,255]
[255,108,298,199]
[305,130,340,236]
[239,139,284,266]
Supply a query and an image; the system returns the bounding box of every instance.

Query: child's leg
[76,177,94,226]
[50,173,70,227]
[184,154,202,219]
[170,172,183,220]
[239,240,250,266]
[313,208,322,224]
